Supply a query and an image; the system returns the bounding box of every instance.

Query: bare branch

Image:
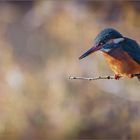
[69,75,117,81]
[69,73,140,81]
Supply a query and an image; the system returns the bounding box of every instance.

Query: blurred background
[0,0,140,139]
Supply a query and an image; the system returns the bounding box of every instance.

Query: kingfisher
[79,28,140,80]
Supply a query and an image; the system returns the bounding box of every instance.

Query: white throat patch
[101,48,111,52]
[113,38,124,44]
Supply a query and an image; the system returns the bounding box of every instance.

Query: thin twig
[69,76,117,81]
[69,73,140,81]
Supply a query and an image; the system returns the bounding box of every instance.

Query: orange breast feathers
[103,47,140,77]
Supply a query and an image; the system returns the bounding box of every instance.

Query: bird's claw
[114,74,121,80]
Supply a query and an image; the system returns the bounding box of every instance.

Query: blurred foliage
[0,1,140,139]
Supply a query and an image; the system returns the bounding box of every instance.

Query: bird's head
[79,28,124,59]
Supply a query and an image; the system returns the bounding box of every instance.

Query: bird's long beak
[79,44,102,60]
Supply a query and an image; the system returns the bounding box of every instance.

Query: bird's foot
[114,74,121,80]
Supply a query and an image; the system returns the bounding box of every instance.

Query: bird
[79,28,140,80]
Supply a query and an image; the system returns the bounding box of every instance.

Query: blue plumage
[122,38,140,64]
[94,28,123,45]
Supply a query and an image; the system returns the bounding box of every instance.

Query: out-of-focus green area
[0,1,140,139]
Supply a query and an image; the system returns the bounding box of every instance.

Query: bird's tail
[137,76,140,81]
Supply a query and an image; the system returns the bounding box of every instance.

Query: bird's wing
[122,38,140,64]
